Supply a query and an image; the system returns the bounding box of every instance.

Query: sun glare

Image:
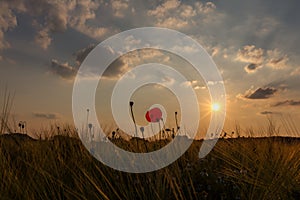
[212,103,220,112]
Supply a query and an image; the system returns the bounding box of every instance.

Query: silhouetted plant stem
[140,127,148,152]
[175,111,180,132]
[1,86,14,134]
[129,101,139,149]
[161,118,166,140]
[157,118,162,147]
[86,109,89,139]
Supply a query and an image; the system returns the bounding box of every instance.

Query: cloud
[123,35,141,50]
[264,80,288,90]
[0,0,110,52]
[0,0,217,56]
[32,112,60,119]
[50,59,77,80]
[236,45,264,64]
[161,76,175,86]
[34,28,52,50]
[0,0,63,50]
[211,47,220,57]
[180,80,204,90]
[148,1,218,29]
[207,80,224,86]
[266,49,289,69]
[194,85,206,90]
[0,1,19,52]
[255,17,279,38]
[244,63,261,73]
[194,1,216,14]
[172,44,199,54]
[155,17,189,29]
[180,80,198,87]
[111,0,129,17]
[259,111,280,115]
[236,45,290,72]
[63,0,110,41]
[30,1,69,32]
[50,56,127,81]
[272,100,300,107]
[77,25,109,41]
[244,87,277,99]
[74,44,96,64]
[51,44,134,81]
[51,43,129,81]
[102,58,129,80]
[51,44,97,80]
[120,49,167,66]
[28,0,71,49]
[290,67,300,76]
[179,5,196,18]
[50,44,132,80]
[147,0,181,18]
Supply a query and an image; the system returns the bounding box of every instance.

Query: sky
[0,0,300,138]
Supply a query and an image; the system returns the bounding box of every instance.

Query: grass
[0,132,299,200]
[0,86,14,134]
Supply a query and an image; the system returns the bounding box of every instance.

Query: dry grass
[0,86,14,134]
[0,131,299,200]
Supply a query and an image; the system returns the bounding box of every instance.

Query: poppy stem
[175,111,180,132]
[129,101,139,150]
[140,127,148,152]
[157,118,162,147]
[161,118,166,140]
[86,109,90,140]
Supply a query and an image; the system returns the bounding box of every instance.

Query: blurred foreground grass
[0,132,299,200]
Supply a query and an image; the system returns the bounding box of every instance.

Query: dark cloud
[267,56,288,68]
[259,111,280,115]
[32,112,59,119]
[266,49,289,69]
[245,87,277,99]
[51,44,96,80]
[74,44,96,64]
[244,63,261,73]
[51,44,127,80]
[102,58,128,79]
[265,80,287,89]
[26,0,68,32]
[0,0,107,51]
[272,100,300,107]
[246,63,257,70]
[50,59,77,80]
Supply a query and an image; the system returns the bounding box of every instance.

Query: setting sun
[212,103,221,111]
